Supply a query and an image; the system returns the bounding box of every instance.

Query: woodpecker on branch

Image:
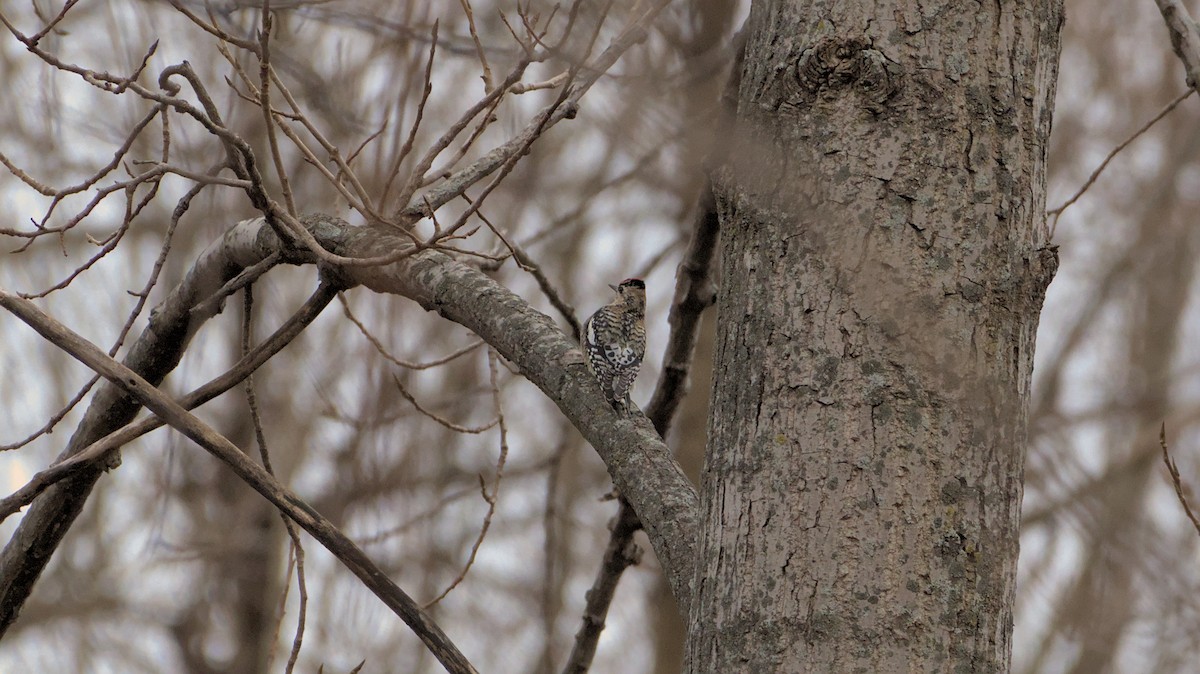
[583,278,646,413]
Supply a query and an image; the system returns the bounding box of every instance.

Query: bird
[582,278,646,413]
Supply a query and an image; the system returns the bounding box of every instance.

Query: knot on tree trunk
[791,37,903,113]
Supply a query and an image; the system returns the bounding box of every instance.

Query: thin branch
[1160,423,1200,537]
[353,466,548,547]
[0,284,338,522]
[0,103,163,237]
[167,0,262,54]
[467,196,582,340]
[430,78,577,250]
[282,535,308,674]
[190,253,282,319]
[539,435,569,671]
[0,288,479,674]
[381,20,442,209]
[1047,89,1193,236]
[0,151,55,196]
[391,373,499,434]
[399,0,675,220]
[257,3,298,217]
[424,349,509,607]
[460,0,494,92]
[18,212,134,298]
[560,502,643,674]
[0,374,98,451]
[511,71,570,94]
[394,55,531,216]
[267,66,375,214]
[129,162,252,188]
[242,282,308,674]
[0,174,211,451]
[338,292,484,369]
[26,0,80,44]
[420,94,504,188]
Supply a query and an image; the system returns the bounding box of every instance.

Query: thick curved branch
[563,37,745,663]
[184,215,701,603]
[0,213,701,636]
[561,179,722,672]
[327,218,701,605]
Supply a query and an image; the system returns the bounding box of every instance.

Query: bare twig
[128,162,252,188]
[18,214,133,298]
[0,151,55,196]
[213,47,377,220]
[420,94,504,188]
[167,0,262,53]
[0,374,98,451]
[381,20,442,210]
[338,292,484,369]
[190,253,282,319]
[394,56,531,216]
[511,71,571,94]
[0,103,162,237]
[267,66,375,214]
[391,373,498,434]
[282,536,308,674]
[257,3,298,217]
[352,465,552,547]
[1160,423,1200,537]
[539,435,569,671]
[346,118,388,167]
[459,0,494,92]
[466,196,582,340]
[424,350,509,607]
[242,283,308,674]
[400,0,675,220]
[1047,89,1193,237]
[0,174,212,452]
[431,78,576,250]
[26,0,80,44]
[516,135,678,250]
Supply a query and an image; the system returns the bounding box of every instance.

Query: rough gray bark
[687,2,1062,671]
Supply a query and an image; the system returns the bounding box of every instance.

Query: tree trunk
[687,2,1063,671]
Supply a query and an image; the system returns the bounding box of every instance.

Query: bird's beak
[609,283,619,293]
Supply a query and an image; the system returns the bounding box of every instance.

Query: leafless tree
[0,1,727,671]
[3,0,1200,673]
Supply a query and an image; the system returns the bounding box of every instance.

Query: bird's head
[610,278,645,306]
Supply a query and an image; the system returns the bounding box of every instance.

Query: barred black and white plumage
[583,278,646,412]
